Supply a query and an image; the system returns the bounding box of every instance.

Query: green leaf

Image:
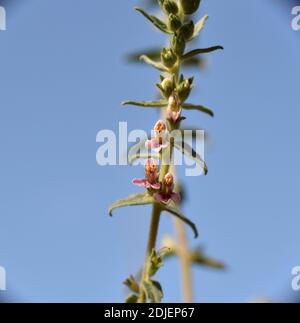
[191,249,226,270]
[109,193,154,217]
[122,100,167,108]
[181,46,224,61]
[123,275,140,294]
[125,294,139,303]
[135,7,171,34]
[142,280,163,303]
[162,201,198,238]
[140,55,169,72]
[192,15,209,40]
[146,249,168,278]
[129,153,160,165]
[126,48,206,69]
[182,103,214,117]
[174,141,208,176]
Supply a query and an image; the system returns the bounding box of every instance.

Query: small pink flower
[132,159,160,190]
[153,173,181,205]
[145,120,169,152]
[166,93,182,123]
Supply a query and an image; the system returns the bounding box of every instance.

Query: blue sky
[0,0,299,302]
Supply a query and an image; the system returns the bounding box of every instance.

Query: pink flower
[166,93,182,123]
[145,120,169,152]
[153,173,181,205]
[132,159,160,190]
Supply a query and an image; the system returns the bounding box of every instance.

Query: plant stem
[145,203,161,261]
[138,203,161,303]
[174,218,194,302]
[170,162,194,303]
[138,140,174,303]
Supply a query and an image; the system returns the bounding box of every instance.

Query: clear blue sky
[0,0,299,303]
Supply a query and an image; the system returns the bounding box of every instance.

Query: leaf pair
[135,6,209,39]
[108,192,198,238]
[122,100,214,118]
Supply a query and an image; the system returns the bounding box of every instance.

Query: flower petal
[151,182,161,190]
[171,192,181,204]
[132,179,147,188]
[153,192,170,204]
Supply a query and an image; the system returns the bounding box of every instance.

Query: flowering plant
[109,0,223,303]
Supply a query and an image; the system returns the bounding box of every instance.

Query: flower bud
[163,0,179,15]
[168,13,182,32]
[154,120,167,134]
[167,92,182,123]
[160,78,174,98]
[179,0,201,15]
[164,173,174,187]
[171,34,186,57]
[161,48,177,68]
[179,21,194,41]
[145,159,159,184]
[177,78,193,102]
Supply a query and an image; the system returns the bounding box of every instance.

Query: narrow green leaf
[182,103,214,117]
[174,141,208,176]
[192,15,209,39]
[162,201,198,238]
[125,294,139,303]
[126,48,205,69]
[122,100,167,108]
[123,275,140,294]
[140,55,169,72]
[182,46,224,61]
[142,280,163,303]
[109,193,154,217]
[135,7,171,34]
[191,249,226,270]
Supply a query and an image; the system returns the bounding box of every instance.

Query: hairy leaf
[182,46,224,61]
[162,201,198,238]
[124,275,140,294]
[182,103,214,117]
[109,193,154,216]
[192,15,209,39]
[125,294,139,303]
[142,280,163,303]
[126,48,205,69]
[191,249,226,270]
[135,7,171,34]
[122,100,167,108]
[140,55,169,72]
[174,141,208,176]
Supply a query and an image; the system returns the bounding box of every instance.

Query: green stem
[138,142,174,303]
[138,203,161,303]
[175,218,194,302]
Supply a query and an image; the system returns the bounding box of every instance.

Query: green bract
[179,0,201,15]
[161,47,178,68]
[163,0,179,15]
[168,13,182,32]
